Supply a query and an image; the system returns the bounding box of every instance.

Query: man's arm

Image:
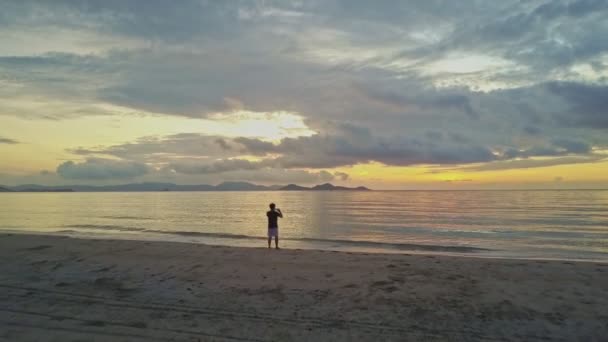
[277,209,283,218]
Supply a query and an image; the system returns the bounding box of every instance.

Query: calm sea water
[1,191,607,261]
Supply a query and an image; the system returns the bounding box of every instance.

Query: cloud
[546,82,608,128]
[413,0,608,75]
[523,125,542,135]
[454,155,605,172]
[166,159,264,175]
[1,2,606,145]
[551,138,591,154]
[69,117,599,174]
[164,157,350,183]
[232,123,498,168]
[334,171,349,181]
[0,137,18,144]
[500,138,592,159]
[214,138,232,151]
[0,1,253,43]
[356,84,479,119]
[57,158,150,180]
[214,168,343,184]
[443,178,473,183]
[233,138,279,156]
[69,133,247,163]
[1,1,608,186]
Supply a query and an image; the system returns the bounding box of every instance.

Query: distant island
[14,188,74,192]
[0,182,371,192]
[280,183,370,191]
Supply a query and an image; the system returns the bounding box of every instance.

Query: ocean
[1,190,607,261]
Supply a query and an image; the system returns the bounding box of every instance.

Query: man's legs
[268,237,271,248]
[274,236,279,249]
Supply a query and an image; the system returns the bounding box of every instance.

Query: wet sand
[1,233,607,341]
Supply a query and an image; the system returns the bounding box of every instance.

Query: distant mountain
[6,182,274,192]
[214,181,271,191]
[311,183,341,190]
[20,188,74,192]
[281,184,311,191]
[3,181,370,192]
[8,184,75,192]
[280,183,370,191]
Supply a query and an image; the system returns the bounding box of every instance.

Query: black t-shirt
[267,210,281,228]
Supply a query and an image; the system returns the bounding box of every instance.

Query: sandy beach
[1,233,607,341]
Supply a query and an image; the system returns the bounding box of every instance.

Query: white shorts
[268,227,278,238]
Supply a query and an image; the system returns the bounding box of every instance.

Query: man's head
[269,203,276,210]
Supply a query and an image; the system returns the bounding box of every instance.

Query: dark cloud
[502,146,559,159]
[161,159,347,184]
[1,2,606,153]
[233,138,279,156]
[546,82,608,128]
[447,132,470,144]
[214,138,232,151]
[551,138,591,154]
[69,133,246,163]
[166,159,264,175]
[425,131,444,141]
[57,158,150,180]
[234,125,498,168]
[72,125,500,170]
[334,171,350,181]
[523,125,542,135]
[415,0,608,72]
[499,138,592,160]
[69,112,601,176]
[216,168,344,184]
[0,0,254,42]
[0,137,19,144]
[355,84,478,119]
[455,155,605,172]
[534,0,608,19]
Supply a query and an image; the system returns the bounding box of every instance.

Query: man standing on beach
[267,203,282,249]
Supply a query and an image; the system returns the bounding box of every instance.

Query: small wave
[146,230,253,240]
[100,216,154,220]
[292,237,488,252]
[63,224,146,232]
[488,229,608,238]
[55,229,77,233]
[59,226,489,253]
[143,230,488,253]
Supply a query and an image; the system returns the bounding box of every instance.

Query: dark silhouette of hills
[281,183,370,191]
[3,182,370,192]
[22,188,73,192]
[214,181,271,191]
[281,184,311,191]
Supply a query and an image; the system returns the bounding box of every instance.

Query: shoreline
[2,232,608,341]
[2,229,607,264]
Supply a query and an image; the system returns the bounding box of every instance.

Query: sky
[1,0,607,189]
